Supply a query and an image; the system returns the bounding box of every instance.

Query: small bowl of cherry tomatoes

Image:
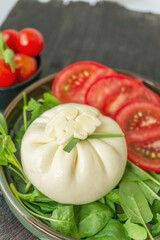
[0,27,44,112]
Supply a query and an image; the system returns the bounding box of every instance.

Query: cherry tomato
[85,75,160,117]
[114,100,160,172]
[52,61,115,104]
[2,29,18,52]
[14,53,38,83]
[0,59,16,87]
[16,28,44,56]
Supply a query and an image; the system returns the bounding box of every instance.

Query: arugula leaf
[16,93,60,149]
[138,180,160,205]
[0,32,6,53]
[117,213,128,222]
[76,202,113,238]
[28,93,60,123]
[87,219,130,240]
[152,222,160,237]
[126,161,160,186]
[151,199,160,224]
[105,197,116,214]
[106,188,120,204]
[29,188,55,203]
[97,196,106,205]
[36,201,62,213]
[119,181,153,224]
[119,181,154,240]
[0,113,8,134]
[3,48,15,72]
[152,213,160,237]
[15,187,56,203]
[124,219,147,240]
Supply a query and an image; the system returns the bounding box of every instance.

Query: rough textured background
[1,0,160,239]
[1,0,160,82]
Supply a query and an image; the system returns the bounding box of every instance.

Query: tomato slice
[114,100,160,134]
[104,79,160,117]
[52,61,115,104]
[85,75,143,116]
[127,135,160,172]
[114,100,160,172]
[85,75,123,113]
[85,74,160,117]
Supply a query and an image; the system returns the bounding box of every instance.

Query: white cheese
[21,103,127,204]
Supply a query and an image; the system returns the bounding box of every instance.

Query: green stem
[6,146,26,179]
[10,183,72,224]
[24,181,32,193]
[23,92,27,131]
[8,165,27,183]
[133,198,154,240]
[64,133,124,153]
[87,133,124,139]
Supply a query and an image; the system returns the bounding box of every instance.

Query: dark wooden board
[1,0,160,239]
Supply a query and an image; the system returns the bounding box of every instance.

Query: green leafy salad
[0,92,160,240]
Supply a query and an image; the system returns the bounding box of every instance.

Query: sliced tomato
[127,135,160,172]
[104,78,160,117]
[85,75,143,116]
[114,100,160,134]
[52,61,115,104]
[114,100,160,172]
[85,75,124,113]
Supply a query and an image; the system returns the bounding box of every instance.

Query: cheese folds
[21,103,127,204]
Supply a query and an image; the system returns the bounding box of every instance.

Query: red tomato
[114,100,160,172]
[0,59,16,87]
[14,53,38,83]
[2,29,18,52]
[85,75,160,117]
[52,61,115,104]
[105,82,160,117]
[85,75,143,116]
[16,28,44,56]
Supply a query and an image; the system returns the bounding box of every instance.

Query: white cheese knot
[44,105,101,145]
[21,103,127,204]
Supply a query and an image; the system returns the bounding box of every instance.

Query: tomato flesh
[52,61,115,104]
[114,100,160,172]
[128,135,160,172]
[114,100,160,133]
[85,75,144,116]
[0,59,16,87]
